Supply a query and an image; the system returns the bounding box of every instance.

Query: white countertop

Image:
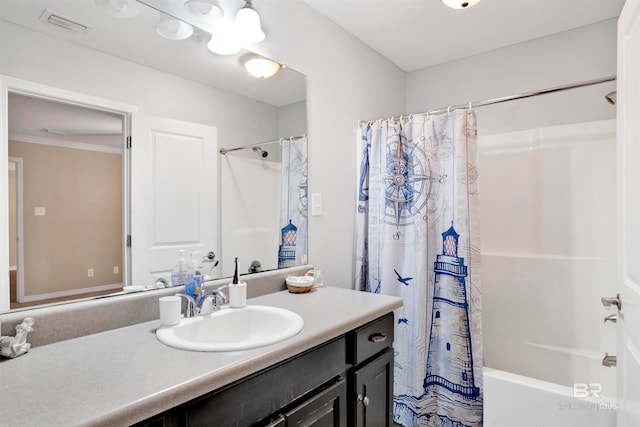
[0,286,402,426]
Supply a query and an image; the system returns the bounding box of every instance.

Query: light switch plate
[311,193,322,216]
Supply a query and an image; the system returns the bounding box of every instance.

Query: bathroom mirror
[0,0,307,311]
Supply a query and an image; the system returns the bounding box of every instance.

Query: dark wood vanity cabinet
[347,313,395,427]
[134,313,394,427]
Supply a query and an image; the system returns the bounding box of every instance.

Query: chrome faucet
[174,293,197,318]
[174,286,227,317]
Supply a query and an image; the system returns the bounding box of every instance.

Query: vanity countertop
[0,286,402,427]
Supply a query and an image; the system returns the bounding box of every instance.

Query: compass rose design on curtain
[355,110,483,427]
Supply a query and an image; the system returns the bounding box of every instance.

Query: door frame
[0,75,138,311]
[8,157,24,302]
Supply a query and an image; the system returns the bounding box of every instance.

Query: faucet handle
[174,293,196,317]
[200,290,227,314]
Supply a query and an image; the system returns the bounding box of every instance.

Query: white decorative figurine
[0,317,35,358]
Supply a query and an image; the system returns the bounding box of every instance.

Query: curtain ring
[409,113,415,120]
[468,101,472,110]
[447,106,451,113]
[426,110,433,116]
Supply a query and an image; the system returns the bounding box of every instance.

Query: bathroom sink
[156,305,304,352]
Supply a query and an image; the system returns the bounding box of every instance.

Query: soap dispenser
[192,251,203,302]
[185,251,199,298]
[171,250,188,287]
[229,257,247,308]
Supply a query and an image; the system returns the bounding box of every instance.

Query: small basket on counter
[286,270,324,293]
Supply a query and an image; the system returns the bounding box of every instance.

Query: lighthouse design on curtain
[425,224,479,398]
[279,136,308,268]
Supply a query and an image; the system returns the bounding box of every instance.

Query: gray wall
[406,19,617,134]
[1,7,617,292]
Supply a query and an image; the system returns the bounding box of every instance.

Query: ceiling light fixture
[207,33,242,55]
[235,0,265,43]
[95,0,141,18]
[244,56,281,79]
[156,18,194,40]
[184,0,224,19]
[441,0,481,9]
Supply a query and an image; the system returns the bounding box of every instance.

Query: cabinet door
[351,348,393,427]
[285,379,347,427]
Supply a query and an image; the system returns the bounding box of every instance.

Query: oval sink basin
[156,305,304,352]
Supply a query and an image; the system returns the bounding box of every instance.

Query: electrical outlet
[88,268,94,278]
[34,207,46,216]
[113,266,119,274]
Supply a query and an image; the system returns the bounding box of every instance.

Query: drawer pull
[368,333,387,343]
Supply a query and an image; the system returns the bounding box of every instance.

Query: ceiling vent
[39,10,93,35]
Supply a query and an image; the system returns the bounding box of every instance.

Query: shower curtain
[355,110,483,427]
[279,136,308,268]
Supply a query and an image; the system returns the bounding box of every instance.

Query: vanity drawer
[347,312,394,366]
[187,336,346,426]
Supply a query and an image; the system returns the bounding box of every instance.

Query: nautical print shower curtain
[355,110,483,426]
[279,136,308,268]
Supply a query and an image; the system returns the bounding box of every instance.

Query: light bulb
[156,18,194,40]
[95,0,141,18]
[207,34,241,55]
[441,0,481,9]
[244,57,281,79]
[235,4,265,43]
[184,0,224,19]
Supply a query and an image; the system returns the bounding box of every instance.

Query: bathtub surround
[356,111,483,426]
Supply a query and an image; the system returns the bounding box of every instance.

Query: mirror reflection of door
[8,94,125,309]
[7,159,20,304]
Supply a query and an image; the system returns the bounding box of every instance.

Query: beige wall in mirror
[8,139,123,309]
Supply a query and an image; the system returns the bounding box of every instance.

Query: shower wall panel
[479,119,616,397]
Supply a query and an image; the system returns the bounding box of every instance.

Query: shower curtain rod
[360,75,616,124]
[219,134,306,155]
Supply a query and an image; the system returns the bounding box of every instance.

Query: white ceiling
[301,0,625,72]
[1,0,624,143]
[8,94,124,148]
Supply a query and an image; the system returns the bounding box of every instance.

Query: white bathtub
[484,367,616,427]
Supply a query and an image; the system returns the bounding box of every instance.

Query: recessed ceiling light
[441,0,481,10]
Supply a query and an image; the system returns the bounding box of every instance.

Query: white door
[617,0,640,424]
[131,114,217,286]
